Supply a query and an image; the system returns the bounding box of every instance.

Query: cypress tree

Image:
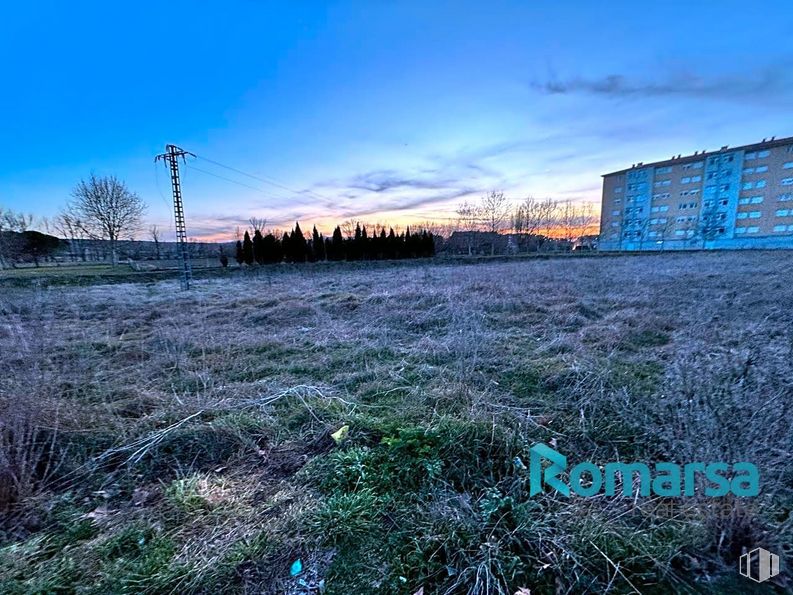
[378,228,387,260]
[242,231,254,265]
[404,227,413,258]
[312,226,326,261]
[282,232,292,263]
[331,226,344,261]
[235,240,244,265]
[292,222,307,263]
[361,226,369,260]
[387,228,397,260]
[263,233,277,264]
[325,236,333,261]
[274,234,284,263]
[253,229,264,264]
[348,223,362,261]
[428,231,436,256]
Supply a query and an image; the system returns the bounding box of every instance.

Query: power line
[184,162,323,208]
[193,154,339,208]
[184,164,284,196]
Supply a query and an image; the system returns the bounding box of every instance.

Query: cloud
[335,187,480,219]
[531,64,793,102]
[346,170,457,193]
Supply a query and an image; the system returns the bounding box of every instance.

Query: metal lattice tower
[155,144,195,290]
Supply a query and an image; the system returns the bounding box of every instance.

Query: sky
[2,0,793,240]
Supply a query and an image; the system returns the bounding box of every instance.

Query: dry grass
[0,251,791,593]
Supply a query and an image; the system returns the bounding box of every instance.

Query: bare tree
[0,208,34,268]
[537,198,559,239]
[149,224,162,260]
[54,212,84,262]
[248,217,267,234]
[414,219,454,238]
[558,200,576,241]
[68,174,146,266]
[513,196,545,237]
[456,201,480,231]
[480,190,511,234]
[340,219,358,239]
[573,202,598,238]
[455,200,480,255]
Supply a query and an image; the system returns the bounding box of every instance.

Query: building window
[742,182,753,190]
[775,209,790,217]
[656,166,672,174]
[614,187,623,193]
[778,193,793,202]
[737,212,748,219]
[755,180,767,188]
[745,152,757,160]
[782,178,793,186]
[758,150,770,158]
[774,224,787,232]
[719,199,729,206]
[611,210,620,216]
[748,211,762,219]
[743,168,754,175]
[750,195,764,204]
[748,226,760,233]
[736,226,747,234]
[755,165,769,173]
[784,162,793,169]
[691,175,702,182]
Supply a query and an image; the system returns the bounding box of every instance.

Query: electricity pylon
[155,144,195,290]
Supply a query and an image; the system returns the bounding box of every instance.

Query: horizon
[3,1,793,241]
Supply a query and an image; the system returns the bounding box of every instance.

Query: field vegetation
[1,251,791,594]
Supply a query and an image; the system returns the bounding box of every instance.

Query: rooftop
[602,135,793,177]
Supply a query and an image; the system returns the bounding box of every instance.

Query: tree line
[234,221,436,265]
[0,209,62,268]
[456,191,598,240]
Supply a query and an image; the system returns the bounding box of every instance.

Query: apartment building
[599,136,793,251]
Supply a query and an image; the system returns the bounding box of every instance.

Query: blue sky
[2,1,792,239]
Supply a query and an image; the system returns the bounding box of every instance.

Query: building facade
[599,136,793,251]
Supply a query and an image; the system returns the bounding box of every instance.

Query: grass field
[1,251,791,594]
